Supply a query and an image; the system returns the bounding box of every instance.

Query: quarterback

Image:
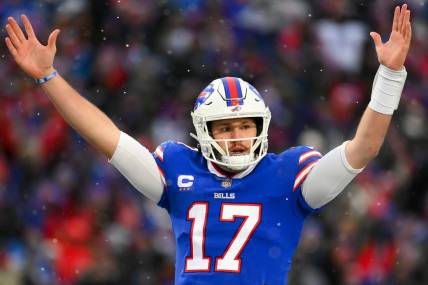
[5,4,411,285]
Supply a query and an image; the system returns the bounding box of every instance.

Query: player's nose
[230,127,243,139]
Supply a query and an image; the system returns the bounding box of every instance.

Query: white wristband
[368,64,407,115]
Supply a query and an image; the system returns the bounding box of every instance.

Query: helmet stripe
[222,77,243,106]
[221,78,232,106]
[233,77,243,101]
[227,77,239,105]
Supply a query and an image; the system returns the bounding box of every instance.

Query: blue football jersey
[153,141,322,285]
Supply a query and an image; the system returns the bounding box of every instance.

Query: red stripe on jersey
[293,160,318,191]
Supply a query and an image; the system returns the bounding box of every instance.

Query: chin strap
[221,154,255,171]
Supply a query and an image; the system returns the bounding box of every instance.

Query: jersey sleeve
[152,141,200,211]
[281,146,323,217]
[152,141,172,209]
[293,147,323,192]
[152,141,176,210]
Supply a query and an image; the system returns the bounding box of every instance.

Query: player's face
[211,118,257,155]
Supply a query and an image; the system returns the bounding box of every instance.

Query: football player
[4,4,411,285]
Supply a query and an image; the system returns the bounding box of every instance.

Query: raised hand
[370,4,412,71]
[4,15,60,79]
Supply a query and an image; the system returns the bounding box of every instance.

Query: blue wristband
[35,70,58,85]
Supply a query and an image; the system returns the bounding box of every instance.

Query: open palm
[5,15,60,79]
[370,4,412,71]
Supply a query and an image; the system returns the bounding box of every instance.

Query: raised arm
[302,5,412,209]
[4,15,119,159]
[5,15,165,202]
[346,4,411,168]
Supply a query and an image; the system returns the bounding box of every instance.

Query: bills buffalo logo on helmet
[194,84,215,110]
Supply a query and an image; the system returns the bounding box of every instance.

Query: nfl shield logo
[221,179,232,188]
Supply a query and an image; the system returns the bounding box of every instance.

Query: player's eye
[213,126,230,134]
[241,124,256,130]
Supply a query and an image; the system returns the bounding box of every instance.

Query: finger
[405,22,412,47]
[398,4,407,33]
[5,37,18,59]
[402,10,410,34]
[403,21,409,42]
[7,17,26,42]
[48,29,60,50]
[21,15,36,39]
[370,32,382,48]
[392,6,400,31]
[408,24,412,46]
[5,24,21,48]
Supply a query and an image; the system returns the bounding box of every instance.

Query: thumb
[370,32,382,48]
[48,29,60,50]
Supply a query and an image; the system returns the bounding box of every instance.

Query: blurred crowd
[0,0,427,284]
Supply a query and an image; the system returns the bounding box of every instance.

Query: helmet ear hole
[254,117,263,136]
[207,121,213,136]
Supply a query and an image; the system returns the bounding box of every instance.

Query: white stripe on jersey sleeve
[299,150,322,164]
[155,145,164,162]
[109,131,164,203]
[293,160,318,191]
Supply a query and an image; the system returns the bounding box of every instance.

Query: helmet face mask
[191,77,271,172]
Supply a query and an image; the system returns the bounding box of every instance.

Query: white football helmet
[191,77,271,171]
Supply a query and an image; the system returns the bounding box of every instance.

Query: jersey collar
[207,161,257,179]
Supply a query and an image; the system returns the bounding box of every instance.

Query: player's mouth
[229,148,249,155]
